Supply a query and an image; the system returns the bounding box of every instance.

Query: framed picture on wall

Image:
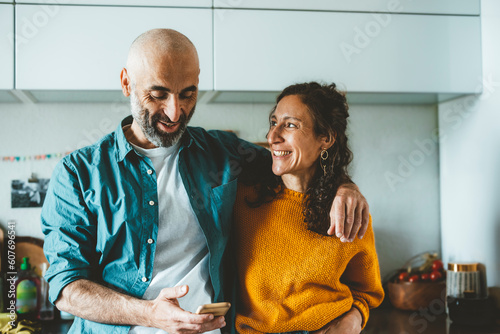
[11,178,50,208]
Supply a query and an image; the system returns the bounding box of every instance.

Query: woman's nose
[267,126,283,145]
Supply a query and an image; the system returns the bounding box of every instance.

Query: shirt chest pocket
[210,179,238,235]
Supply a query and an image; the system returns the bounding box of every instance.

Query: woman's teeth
[273,150,291,157]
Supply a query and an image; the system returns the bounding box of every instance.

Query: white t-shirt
[128,142,218,334]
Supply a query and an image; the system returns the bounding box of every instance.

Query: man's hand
[328,183,369,242]
[56,280,225,333]
[148,285,226,334]
[312,308,362,334]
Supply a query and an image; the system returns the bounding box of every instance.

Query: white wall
[439,0,500,287]
[0,99,440,278]
[349,105,441,279]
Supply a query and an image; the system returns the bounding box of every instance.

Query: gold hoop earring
[320,149,329,176]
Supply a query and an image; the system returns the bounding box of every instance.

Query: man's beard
[130,90,195,148]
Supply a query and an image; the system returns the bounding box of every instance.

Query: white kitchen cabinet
[16,5,213,90]
[214,0,480,15]
[214,9,481,94]
[0,4,14,90]
[15,0,211,7]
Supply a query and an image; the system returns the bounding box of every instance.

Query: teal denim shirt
[41,116,269,333]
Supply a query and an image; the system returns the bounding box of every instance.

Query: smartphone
[195,302,231,316]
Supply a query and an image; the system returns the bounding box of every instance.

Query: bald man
[41,29,370,334]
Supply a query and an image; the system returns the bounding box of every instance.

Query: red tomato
[432,260,444,272]
[398,272,409,281]
[430,271,442,282]
[409,275,420,283]
[421,273,430,281]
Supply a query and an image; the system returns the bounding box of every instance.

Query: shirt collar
[115,116,206,162]
[115,116,135,162]
[181,127,207,152]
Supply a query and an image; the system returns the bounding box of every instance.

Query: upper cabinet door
[16,0,211,7]
[214,9,481,93]
[0,4,14,90]
[16,5,213,90]
[214,0,480,15]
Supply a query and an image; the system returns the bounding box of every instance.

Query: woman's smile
[272,150,292,157]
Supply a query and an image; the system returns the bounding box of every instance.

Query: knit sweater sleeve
[340,215,385,328]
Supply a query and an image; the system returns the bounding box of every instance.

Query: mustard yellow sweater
[233,184,384,334]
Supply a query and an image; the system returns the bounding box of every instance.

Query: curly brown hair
[246,82,353,236]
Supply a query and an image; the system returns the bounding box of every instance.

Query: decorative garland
[1,152,72,162]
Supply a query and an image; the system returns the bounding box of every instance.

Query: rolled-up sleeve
[41,158,97,304]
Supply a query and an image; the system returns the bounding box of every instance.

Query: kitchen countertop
[363,307,500,334]
[41,307,500,334]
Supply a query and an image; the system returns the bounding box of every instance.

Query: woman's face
[267,95,330,179]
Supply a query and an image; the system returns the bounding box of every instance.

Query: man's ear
[120,68,131,97]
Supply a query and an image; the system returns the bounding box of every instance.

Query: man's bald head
[121,29,200,149]
[126,29,199,85]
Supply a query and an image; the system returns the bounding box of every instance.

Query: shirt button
[147,169,153,175]
[149,200,155,206]
[142,277,148,282]
[147,239,154,244]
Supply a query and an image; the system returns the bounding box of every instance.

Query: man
[41,29,370,334]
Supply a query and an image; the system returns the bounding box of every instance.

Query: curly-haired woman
[233,82,384,334]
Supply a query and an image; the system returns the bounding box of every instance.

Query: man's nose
[163,96,181,122]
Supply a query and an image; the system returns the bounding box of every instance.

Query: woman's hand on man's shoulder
[328,183,370,242]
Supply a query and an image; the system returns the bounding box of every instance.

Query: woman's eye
[270,121,277,127]
[286,123,297,128]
